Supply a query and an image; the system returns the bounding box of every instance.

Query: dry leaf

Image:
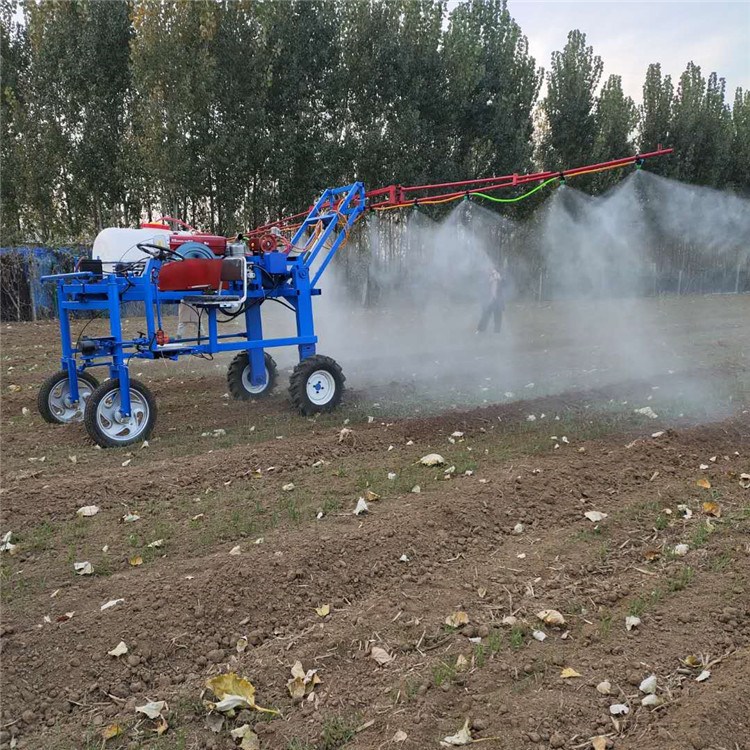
[108,641,128,657]
[584,511,607,523]
[639,674,657,694]
[445,611,470,628]
[536,609,566,627]
[364,489,380,502]
[101,599,124,611]
[695,669,711,682]
[609,703,629,716]
[683,654,701,668]
[77,505,100,517]
[420,453,445,466]
[673,543,689,556]
[560,667,581,678]
[596,681,611,695]
[128,555,143,567]
[147,539,163,548]
[315,604,330,617]
[207,672,278,714]
[501,615,517,626]
[677,504,693,519]
[701,501,721,517]
[122,513,140,523]
[231,725,260,750]
[282,483,295,492]
[641,694,662,707]
[74,561,93,576]
[477,587,487,599]
[286,661,321,699]
[370,646,394,665]
[410,485,421,493]
[644,549,661,561]
[440,719,472,747]
[0,531,17,555]
[229,545,241,555]
[625,615,641,631]
[205,713,224,733]
[592,736,608,750]
[455,654,469,672]
[393,730,408,743]
[353,498,369,515]
[101,724,123,741]
[136,701,167,720]
[696,478,711,489]
[154,717,169,736]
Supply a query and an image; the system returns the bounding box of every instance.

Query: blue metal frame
[42,182,366,419]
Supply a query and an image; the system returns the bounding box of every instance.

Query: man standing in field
[476,268,505,334]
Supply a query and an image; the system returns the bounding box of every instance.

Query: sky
[497,0,750,103]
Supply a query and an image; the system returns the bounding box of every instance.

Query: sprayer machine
[39,148,672,447]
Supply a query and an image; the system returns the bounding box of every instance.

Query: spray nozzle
[463,192,470,201]
[557,172,566,185]
[635,157,644,169]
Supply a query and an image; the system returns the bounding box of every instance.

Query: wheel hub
[306,370,336,405]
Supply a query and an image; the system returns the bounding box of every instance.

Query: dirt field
[1,295,749,750]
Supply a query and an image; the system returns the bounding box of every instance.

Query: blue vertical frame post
[107,274,131,415]
[245,302,266,387]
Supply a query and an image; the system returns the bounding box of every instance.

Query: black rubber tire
[83,378,157,448]
[227,351,278,400]
[289,354,345,415]
[37,370,100,424]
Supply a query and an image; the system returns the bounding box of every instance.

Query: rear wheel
[84,378,156,448]
[227,351,278,400]
[38,370,100,424]
[289,354,345,415]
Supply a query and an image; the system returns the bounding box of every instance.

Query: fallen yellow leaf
[536,609,566,627]
[445,611,470,628]
[560,667,581,678]
[364,489,380,502]
[206,673,278,714]
[477,587,487,599]
[592,737,607,750]
[702,501,721,517]
[102,724,123,741]
[683,654,701,668]
[644,549,661,561]
[696,478,711,489]
[455,654,469,672]
[154,717,169,736]
[315,604,330,617]
[128,555,143,567]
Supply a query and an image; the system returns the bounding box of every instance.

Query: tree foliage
[1,1,746,244]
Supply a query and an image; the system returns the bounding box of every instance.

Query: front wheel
[227,351,278,400]
[38,370,100,424]
[289,354,345,415]
[84,378,157,448]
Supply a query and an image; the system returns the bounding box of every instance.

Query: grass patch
[509,625,525,650]
[691,522,714,548]
[433,659,457,686]
[667,566,695,592]
[318,714,360,750]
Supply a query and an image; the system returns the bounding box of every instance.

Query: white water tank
[92,227,171,267]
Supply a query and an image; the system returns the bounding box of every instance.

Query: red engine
[169,233,227,256]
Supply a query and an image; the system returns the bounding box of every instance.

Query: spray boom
[248,147,673,236]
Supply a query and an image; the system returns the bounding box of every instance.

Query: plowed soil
[1,303,749,750]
